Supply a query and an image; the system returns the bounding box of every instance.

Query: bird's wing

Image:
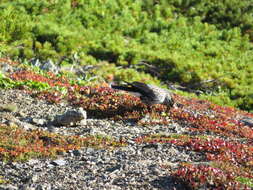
[128,82,157,100]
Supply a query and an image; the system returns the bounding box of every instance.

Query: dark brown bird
[110,81,174,107]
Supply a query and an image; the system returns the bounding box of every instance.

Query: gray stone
[31,174,39,183]
[72,150,82,156]
[52,107,87,126]
[51,159,67,166]
[40,60,59,74]
[0,184,18,190]
[32,118,46,126]
[30,58,42,67]
[0,63,14,74]
[240,117,253,127]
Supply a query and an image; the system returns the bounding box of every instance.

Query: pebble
[52,107,87,126]
[51,159,67,166]
[240,117,253,127]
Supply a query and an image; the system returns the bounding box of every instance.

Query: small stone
[35,184,52,190]
[240,117,253,127]
[31,174,39,182]
[27,159,39,165]
[52,107,87,126]
[0,184,18,190]
[6,121,17,127]
[32,118,46,126]
[51,159,67,166]
[106,165,121,173]
[21,122,37,130]
[46,125,57,132]
[72,149,82,156]
[30,58,42,67]
[86,148,95,153]
[17,111,26,117]
[0,63,14,74]
[0,103,18,112]
[142,144,159,150]
[80,119,87,126]
[40,60,59,74]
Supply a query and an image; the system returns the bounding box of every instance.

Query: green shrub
[168,0,253,40]
[0,0,252,111]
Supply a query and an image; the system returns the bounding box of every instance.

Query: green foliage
[91,62,161,85]
[23,80,51,90]
[168,0,253,40]
[0,71,54,91]
[0,176,7,184]
[0,5,32,42]
[0,73,17,89]
[236,176,253,188]
[0,0,252,111]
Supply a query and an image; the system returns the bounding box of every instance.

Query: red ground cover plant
[135,134,253,189]
[10,70,74,89]
[0,58,19,66]
[35,91,64,103]
[173,163,251,190]
[171,94,253,139]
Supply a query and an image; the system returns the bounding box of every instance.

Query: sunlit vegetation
[0,0,252,111]
[0,0,253,188]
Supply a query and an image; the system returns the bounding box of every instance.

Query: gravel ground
[0,89,209,190]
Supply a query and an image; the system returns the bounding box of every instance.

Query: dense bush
[168,0,253,40]
[0,0,252,112]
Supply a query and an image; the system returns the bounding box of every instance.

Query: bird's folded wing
[129,82,158,100]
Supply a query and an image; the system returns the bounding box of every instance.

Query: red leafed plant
[173,163,251,190]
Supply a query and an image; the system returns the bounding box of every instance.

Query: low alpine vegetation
[0,123,126,162]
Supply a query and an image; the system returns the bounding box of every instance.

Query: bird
[110,81,174,107]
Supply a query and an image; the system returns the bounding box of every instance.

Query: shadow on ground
[150,176,192,190]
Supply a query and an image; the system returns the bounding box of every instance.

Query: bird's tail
[110,83,135,92]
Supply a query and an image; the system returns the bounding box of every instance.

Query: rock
[46,125,57,132]
[0,185,18,190]
[4,116,37,130]
[27,159,40,165]
[0,63,14,74]
[18,121,38,130]
[40,60,59,74]
[17,111,26,117]
[79,119,87,126]
[0,103,18,112]
[240,117,253,127]
[51,159,67,166]
[34,184,52,190]
[142,144,159,150]
[52,107,87,126]
[32,118,47,126]
[30,58,42,67]
[31,174,39,183]
[72,150,82,156]
[30,59,60,74]
[105,165,121,173]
